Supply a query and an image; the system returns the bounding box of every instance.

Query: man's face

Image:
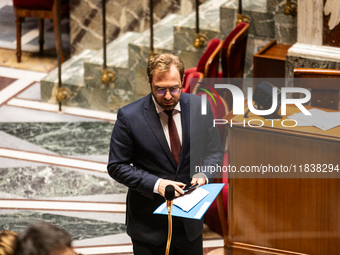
[150,64,183,110]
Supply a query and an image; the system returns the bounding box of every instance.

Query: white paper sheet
[288,108,340,131]
[173,187,210,212]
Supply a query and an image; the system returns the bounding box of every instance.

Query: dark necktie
[164,110,181,166]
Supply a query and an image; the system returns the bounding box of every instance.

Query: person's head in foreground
[0,222,74,255]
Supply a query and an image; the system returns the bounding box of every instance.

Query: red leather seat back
[182,71,203,94]
[221,22,249,78]
[196,38,222,78]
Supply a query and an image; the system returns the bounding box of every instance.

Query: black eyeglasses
[154,86,182,96]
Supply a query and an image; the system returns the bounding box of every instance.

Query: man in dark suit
[108,54,223,255]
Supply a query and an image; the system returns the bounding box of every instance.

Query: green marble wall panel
[0,122,113,156]
[173,26,224,52]
[83,64,139,112]
[178,50,202,70]
[0,166,126,198]
[248,11,275,38]
[286,55,340,81]
[275,14,297,45]
[83,32,141,106]
[84,64,133,91]
[134,67,150,97]
[221,8,275,39]
[40,49,98,110]
[220,7,237,36]
[0,211,126,240]
[40,80,92,110]
[267,0,294,13]
[244,35,272,78]
[220,0,268,34]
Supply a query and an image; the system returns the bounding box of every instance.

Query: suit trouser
[132,217,203,255]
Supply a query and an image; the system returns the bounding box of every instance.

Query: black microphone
[165,185,175,255]
[165,185,175,201]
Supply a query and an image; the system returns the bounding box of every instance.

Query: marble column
[286,0,340,79]
[297,0,323,45]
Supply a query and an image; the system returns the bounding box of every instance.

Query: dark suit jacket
[107,92,223,245]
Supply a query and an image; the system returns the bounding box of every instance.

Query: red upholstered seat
[183,38,223,87]
[13,0,69,10]
[196,92,227,119]
[218,22,249,111]
[195,91,228,156]
[201,23,249,237]
[13,0,55,10]
[204,152,228,236]
[195,83,230,238]
[182,71,204,94]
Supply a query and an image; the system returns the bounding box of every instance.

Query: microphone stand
[166,199,173,255]
[165,185,175,255]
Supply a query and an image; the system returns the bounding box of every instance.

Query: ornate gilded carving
[324,0,340,30]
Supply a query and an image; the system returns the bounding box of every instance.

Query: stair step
[40,49,98,109]
[39,0,296,113]
[85,32,141,68]
[128,14,184,70]
[83,32,142,94]
[173,0,228,52]
[220,0,273,38]
[41,49,97,87]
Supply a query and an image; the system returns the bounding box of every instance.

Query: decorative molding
[287,43,340,62]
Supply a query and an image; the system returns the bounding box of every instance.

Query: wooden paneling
[294,68,340,110]
[226,111,340,254]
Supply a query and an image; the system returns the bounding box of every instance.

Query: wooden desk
[253,40,292,78]
[225,106,340,255]
[253,40,292,90]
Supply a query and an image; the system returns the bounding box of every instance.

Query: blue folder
[153,183,225,220]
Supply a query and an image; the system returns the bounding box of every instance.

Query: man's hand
[158,179,185,198]
[191,173,207,187]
